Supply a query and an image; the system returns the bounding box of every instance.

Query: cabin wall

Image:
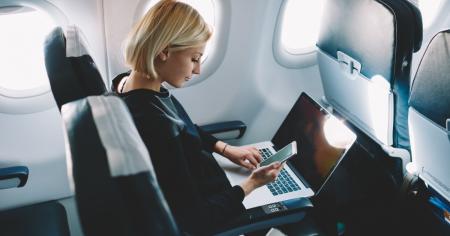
[103,0,324,146]
[172,0,324,145]
[0,0,106,211]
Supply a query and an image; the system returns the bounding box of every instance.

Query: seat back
[317,0,422,152]
[44,26,107,111]
[409,29,450,201]
[0,201,70,236]
[61,95,181,236]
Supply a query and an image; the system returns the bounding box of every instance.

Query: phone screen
[260,141,297,166]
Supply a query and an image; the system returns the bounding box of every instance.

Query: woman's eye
[192,58,200,63]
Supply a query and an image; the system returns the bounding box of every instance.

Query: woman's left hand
[223,145,262,170]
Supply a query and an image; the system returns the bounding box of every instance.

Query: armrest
[0,166,29,189]
[200,121,246,139]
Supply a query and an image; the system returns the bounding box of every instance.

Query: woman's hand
[239,162,284,196]
[223,145,262,170]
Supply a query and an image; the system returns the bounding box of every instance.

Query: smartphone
[260,141,297,167]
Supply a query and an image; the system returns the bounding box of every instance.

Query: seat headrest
[410,30,450,129]
[317,0,423,81]
[44,26,107,111]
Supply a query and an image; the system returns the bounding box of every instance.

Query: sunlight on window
[418,0,444,28]
[0,6,55,92]
[280,0,325,54]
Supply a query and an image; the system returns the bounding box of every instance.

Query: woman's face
[156,45,205,88]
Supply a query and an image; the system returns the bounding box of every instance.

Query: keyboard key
[259,147,302,196]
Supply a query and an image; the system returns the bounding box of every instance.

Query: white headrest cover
[87,96,154,177]
[65,25,90,58]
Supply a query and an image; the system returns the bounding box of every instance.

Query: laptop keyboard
[258,148,301,196]
[259,148,273,159]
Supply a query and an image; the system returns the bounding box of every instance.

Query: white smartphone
[260,141,297,167]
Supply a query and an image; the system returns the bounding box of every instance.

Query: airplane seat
[0,201,70,236]
[44,25,107,111]
[317,0,423,172]
[60,95,316,236]
[60,95,181,236]
[0,166,70,236]
[408,29,450,225]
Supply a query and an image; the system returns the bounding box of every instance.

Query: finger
[269,170,278,180]
[241,161,255,170]
[246,146,259,153]
[250,148,262,162]
[270,161,282,169]
[257,162,280,173]
[276,162,285,171]
[246,155,259,167]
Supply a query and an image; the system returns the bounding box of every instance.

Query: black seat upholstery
[44,26,107,111]
[317,0,422,159]
[0,201,70,236]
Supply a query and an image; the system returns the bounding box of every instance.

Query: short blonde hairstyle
[123,0,212,79]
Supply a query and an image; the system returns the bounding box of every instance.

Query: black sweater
[113,75,245,234]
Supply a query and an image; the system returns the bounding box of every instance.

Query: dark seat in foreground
[0,201,70,236]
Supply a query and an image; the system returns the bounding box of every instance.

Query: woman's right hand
[239,162,284,196]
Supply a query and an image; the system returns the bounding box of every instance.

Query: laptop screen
[271,93,356,193]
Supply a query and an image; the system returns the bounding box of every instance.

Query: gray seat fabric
[317,0,422,154]
[409,29,450,202]
[44,26,107,111]
[409,30,450,129]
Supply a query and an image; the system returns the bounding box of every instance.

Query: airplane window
[0,6,56,96]
[417,0,445,28]
[274,0,326,68]
[142,0,215,63]
[280,0,325,54]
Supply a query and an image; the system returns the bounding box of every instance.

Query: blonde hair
[123,0,212,79]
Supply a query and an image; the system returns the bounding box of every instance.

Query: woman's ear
[158,47,169,61]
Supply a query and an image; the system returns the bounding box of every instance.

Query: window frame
[0,0,68,114]
[273,0,323,69]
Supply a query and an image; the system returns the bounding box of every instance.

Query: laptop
[214,92,357,209]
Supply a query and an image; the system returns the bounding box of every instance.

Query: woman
[113,0,283,234]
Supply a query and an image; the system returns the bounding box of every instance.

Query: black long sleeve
[118,87,245,235]
[195,124,218,152]
[136,117,244,233]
